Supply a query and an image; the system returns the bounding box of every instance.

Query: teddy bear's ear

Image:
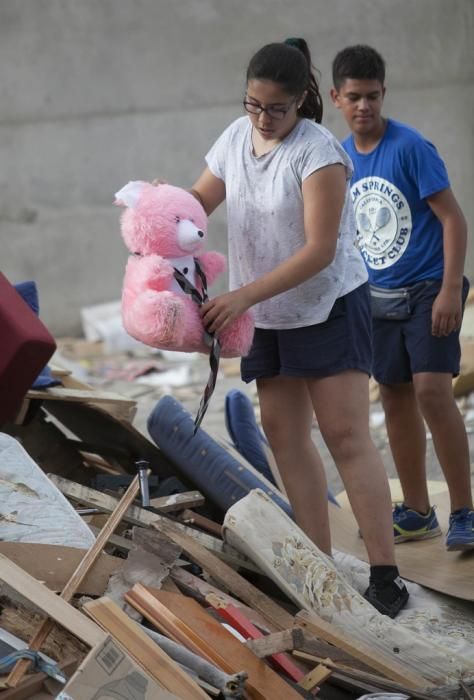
[114,181,146,208]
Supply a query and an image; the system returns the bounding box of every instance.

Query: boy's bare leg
[257,376,332,555]
[379,382,430,513]
[413,372,473,511]
[308,370,396,566]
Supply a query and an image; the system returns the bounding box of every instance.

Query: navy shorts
[372,277,470,384]
[241,282,372,383]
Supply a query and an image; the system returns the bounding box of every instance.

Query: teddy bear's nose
[197,230,204,238]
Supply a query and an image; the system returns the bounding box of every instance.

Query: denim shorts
[241,282,372,383]
[372,277,470,384]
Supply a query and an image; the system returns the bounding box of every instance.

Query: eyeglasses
[243,96,298,121]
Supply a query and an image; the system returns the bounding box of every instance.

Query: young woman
[181,38,408,617]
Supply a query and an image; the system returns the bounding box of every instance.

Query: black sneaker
[364,576,409,618]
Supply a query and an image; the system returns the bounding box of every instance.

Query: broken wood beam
[245,627,305,657]
[49,474,257,571]
[5,472,143,687]
[295,610,432,690]
[179,509,223,536]
[149,492,205,513]
[152,519,294,632]
[297,661,332,691]
[171,567,274,634]
[292,651,442,700]
[206,594,304,681]
[0,555,105,648]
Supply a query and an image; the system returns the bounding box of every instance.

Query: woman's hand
[201,288,251,335]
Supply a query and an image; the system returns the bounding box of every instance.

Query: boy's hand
[431,288,462,337]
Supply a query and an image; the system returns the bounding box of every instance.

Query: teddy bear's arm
[126,254,175,292]
[198,251,227,286]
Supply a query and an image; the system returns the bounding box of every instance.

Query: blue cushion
[147,395,292,517]
[224,389,276,485]
[225,389,339,507]
[14,281,61,390]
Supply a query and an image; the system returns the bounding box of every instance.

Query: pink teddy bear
[116,181,254,357]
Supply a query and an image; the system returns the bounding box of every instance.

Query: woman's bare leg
[257,375,332,554]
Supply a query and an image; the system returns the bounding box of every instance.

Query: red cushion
[0,272,56,424]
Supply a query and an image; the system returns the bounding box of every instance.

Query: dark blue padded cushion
[14,281,60,390]
[224,389,276,485]
[147,395,292,517]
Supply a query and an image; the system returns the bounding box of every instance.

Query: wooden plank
[292,651,442,700]
[27,386,136,407]
[83,597,209,700]
[149,491,205,513]
[245,628,304,657]
[0,555,105,647]
[49,474,257,571]
[298,662,332,691]
[151,518,294,632]
[246,628,375,672]
[206,594,304,681]
[6,473,143,687]
[40,398,179,478]
[170,567,275,634]
[294,629,383,672]
[27,386,137,422]
[179,509,223,537]
[125,585,303,700]
[295,610,432,690]
[0,542,121,595]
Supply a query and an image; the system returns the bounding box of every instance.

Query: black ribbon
[173,259,221,433]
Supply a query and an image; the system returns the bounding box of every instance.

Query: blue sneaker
[393,503,442,543]
[446,508,474,551]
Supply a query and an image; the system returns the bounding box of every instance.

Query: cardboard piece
[58,635,179,700]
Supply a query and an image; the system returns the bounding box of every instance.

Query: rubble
[0,320,474,698]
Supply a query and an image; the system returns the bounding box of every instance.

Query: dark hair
[332,45,385,90]
[246,38,323,123]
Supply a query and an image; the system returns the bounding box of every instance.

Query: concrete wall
[2,0,472,334]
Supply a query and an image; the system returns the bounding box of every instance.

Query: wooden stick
[245,628,304,657]
[5,472,144,688]
[206,595,304,681]
[49,474,256,571]
[297,661,332,691]
[295,610,432,690]
[292,650,439,700]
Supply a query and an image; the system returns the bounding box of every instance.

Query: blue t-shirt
[342,119,450,287]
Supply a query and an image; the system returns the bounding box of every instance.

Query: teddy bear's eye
[175,215,181,223]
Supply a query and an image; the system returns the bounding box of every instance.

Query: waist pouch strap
[369,280,437,320]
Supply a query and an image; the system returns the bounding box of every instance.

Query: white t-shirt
[206,116,368,329]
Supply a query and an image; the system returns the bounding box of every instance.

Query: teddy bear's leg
[218,311,255,358]
[123,290,188,348]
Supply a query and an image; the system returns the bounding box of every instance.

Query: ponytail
[284,38,323,123]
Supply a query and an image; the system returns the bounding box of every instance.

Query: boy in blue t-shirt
[331,45,473,555]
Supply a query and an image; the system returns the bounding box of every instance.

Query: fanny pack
[369,280,437,320]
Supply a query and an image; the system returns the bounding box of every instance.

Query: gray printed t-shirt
[206,116,367,329]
